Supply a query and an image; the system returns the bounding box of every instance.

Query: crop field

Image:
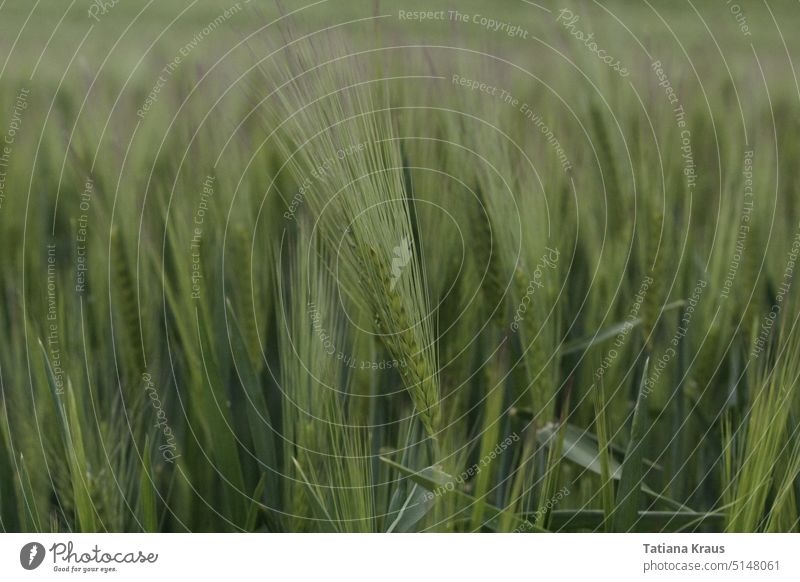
[1,0,800,534]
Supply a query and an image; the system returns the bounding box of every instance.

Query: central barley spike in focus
[267,36,441,438]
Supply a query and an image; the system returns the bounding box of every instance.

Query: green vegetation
[1,0,799,532]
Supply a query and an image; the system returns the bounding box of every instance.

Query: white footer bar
[1,533,797,581]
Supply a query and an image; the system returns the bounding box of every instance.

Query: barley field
[1,0,800,534]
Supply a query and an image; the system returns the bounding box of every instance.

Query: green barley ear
[263,36,442,438]
[737,221,760,341]
[469,186,507,325]
[512,267,556,424]
[110,227,145,379]
[228,226,266,374]
[589,102,620,207]
[640,198,665,354]
[367,245,441,436]
[340,219,441,438]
